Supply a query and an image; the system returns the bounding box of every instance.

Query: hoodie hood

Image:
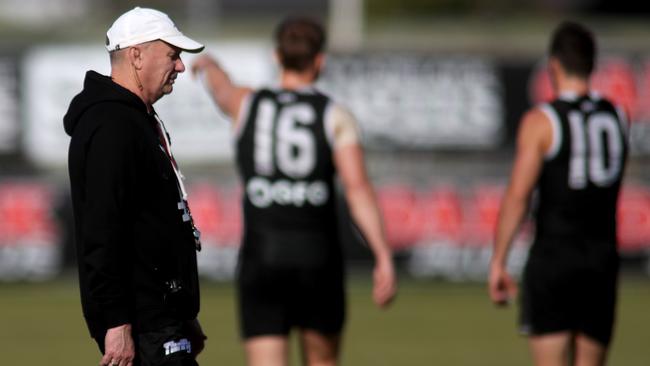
[63,70,147,136]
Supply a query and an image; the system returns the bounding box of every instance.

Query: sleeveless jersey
[236,87,338,233]
[534,93,628,246]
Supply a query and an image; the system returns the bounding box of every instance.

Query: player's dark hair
[274,17,326,72]
[549,21,596,78]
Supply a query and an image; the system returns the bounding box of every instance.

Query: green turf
[1,277,648,365]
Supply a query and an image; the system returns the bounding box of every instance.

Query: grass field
[1,277,649,365]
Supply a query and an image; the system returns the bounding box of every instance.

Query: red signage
[0,183,58,246]
[186,183,650,253]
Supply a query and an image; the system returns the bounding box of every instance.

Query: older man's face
[139,40,185,104]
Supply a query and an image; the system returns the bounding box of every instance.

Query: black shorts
[519,245,618,346]
[95,322,198,366]
[236,229,346,339]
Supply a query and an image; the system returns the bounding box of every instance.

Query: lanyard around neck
[152,113,188,200]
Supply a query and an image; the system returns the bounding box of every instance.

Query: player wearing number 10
[488,21,628,366]
[192,17,396,366]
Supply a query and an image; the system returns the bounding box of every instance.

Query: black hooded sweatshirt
[64,71,200,340]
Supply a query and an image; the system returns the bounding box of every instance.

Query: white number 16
[254,100,316,179]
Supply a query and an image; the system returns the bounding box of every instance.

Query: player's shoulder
[590,92,628,120]
[317,90,351,116]
[516,105,555,153]
[326,102,356,122]
[521,105,553,131]
[320,91,357,125]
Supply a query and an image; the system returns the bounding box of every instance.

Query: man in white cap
[64,7,206,366]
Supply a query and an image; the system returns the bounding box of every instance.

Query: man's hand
[186,318,207,357]
[100,324,135,366]
[190,54,221,78]
[488,264,518,306]
[373,256,397,309]
[189,53,251,121]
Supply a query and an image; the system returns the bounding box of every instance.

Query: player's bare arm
[334,143,397,309]
[489,108,551,306]
[191,54,252,122]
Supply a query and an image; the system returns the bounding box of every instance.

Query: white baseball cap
[106,7,204,53]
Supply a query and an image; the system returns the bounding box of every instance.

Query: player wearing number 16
[488,21,628,366]
[192,17,396,366]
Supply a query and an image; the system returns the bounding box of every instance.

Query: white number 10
[568,111,623,189]
[254,100,316,179]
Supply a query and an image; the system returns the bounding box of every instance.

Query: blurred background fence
[1,0,650,283]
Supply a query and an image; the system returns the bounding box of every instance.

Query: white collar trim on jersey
[270,84,318,94]
[558,91,579,101]
[558,90,600,102]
